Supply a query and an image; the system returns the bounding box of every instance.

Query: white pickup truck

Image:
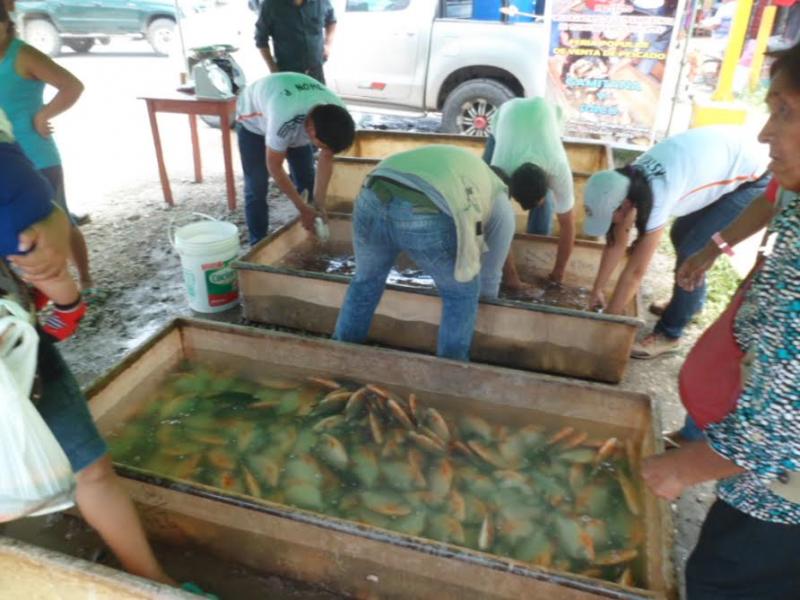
[325,0,548,135]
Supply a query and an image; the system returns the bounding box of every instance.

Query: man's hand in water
[502,278,545,301]
[298,204,318,232]
[548,268,565,285]
[588,289,606,312]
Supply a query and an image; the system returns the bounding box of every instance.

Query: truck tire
[146,18,175,56]
[440,79,515,136]
[23,19,61,57]
[64,38,95,54]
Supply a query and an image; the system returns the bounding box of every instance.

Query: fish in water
[108,364,646,589]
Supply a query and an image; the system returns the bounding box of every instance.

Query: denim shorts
[35,334,108,473]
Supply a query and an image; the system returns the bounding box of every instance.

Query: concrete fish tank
[235,215,642,383]
[86,319,675,599]
[328,130,614,236]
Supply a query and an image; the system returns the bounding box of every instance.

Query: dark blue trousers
[236,124,315,245]
[655,174,768,339]
[687,499,800,599]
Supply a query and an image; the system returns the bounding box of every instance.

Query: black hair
[768,40,800,93]
[308,104,355,154]
[606,163,653,249]
[506,162,548,210]
[489,165,509,184]
[0,2,15,37]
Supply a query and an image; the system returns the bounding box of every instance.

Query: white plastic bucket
[170,214,240,313]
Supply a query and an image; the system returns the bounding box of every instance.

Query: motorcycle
[187,44,246,128]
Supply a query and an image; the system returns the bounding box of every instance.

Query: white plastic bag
[0,299,76,521]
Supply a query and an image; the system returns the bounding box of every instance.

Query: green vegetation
[735,81,769,110]
[612,149,642,169]
[656,233,742,331]
[699,256,742,328]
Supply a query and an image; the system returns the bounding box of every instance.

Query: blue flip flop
[180,582,220,599]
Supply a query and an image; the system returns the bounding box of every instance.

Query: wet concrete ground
[3,513,345,599]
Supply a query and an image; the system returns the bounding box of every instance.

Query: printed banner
[547,0,681,147]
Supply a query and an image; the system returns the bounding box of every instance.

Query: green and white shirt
[489,97,575,214]
[236,72,344,152]
[370,145,511,283]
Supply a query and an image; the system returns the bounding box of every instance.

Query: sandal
[662,430,684,451]
[180,582,219,599]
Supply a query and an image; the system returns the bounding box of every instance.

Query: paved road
[52,21,259,216]
[49,8,439,220]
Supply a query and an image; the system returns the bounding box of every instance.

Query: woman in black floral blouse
[642,41,800,599]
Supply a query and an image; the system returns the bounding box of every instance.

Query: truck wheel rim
[456,99,496,137]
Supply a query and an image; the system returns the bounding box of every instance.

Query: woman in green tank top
[0,2,93,290]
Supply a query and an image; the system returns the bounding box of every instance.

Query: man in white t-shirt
[583,125,769,358]
[483,97,576,283]
[236,72,355,244]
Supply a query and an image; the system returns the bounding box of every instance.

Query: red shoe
[43,300,87,342]
[31,287,51,311]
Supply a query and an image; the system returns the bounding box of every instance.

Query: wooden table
[140,94,238,210]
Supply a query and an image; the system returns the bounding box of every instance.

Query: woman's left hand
[33,112,53,138]
[642,450,691,501]
[643,441,746,502]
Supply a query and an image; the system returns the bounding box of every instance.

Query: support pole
[173,0,189,83]
[749,4,777,91]
[712,0,755,102]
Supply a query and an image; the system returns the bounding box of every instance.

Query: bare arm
[313,148,334,216]
[266,147,317,231]
[254,2,278,72]
[323,0,336,60]
[19,45,83,137]
[678,194,776,291]
[642,441,745,501]
[589,219,631,310]
[323,22,336,60]
[550,209,575,283]
[605,227,663,315]
[502,252,524,289]
[259,47,278,73]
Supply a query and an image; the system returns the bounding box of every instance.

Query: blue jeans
[526,190,554,235]
[37,332,108,472]
[679,414,706,442]
[655,175,768,339]
[236,124,316,245]
[334,187,487,361]
[482,134,553,235]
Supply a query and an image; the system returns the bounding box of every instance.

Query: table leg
[189,113,202,183]
[221,106,236,211]
[145,100,173,206]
